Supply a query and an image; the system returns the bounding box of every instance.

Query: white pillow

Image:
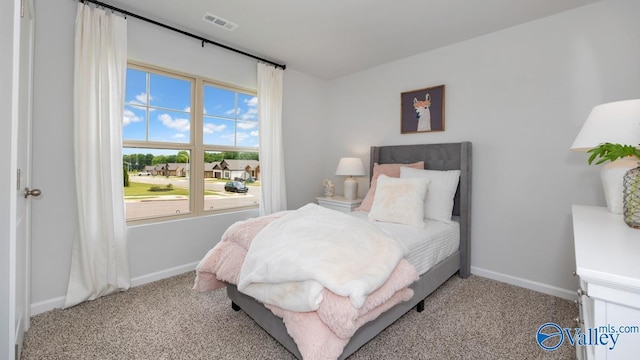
[368,174,431,228]
[400,167,461,223]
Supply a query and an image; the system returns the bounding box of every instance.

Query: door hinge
[20,0,24,17]
[16,169,21,190]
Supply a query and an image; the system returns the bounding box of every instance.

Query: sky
[123,68,259,155]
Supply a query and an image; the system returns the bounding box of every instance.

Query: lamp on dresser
[335,157,366,200]
[570,99,640,214]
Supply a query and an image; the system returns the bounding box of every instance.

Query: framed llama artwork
[400,84,445,134]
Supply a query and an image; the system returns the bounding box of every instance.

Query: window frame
[123,61,260,225]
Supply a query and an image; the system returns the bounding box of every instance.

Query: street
[125,175,260,219]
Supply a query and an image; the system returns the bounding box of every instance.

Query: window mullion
[146,72,150,142]
[192,77,205,216]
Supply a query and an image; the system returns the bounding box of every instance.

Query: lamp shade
[570,99,640,214]
[335,157,366,176]
[570,99,640,151]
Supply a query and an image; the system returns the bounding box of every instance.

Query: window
[123,63,260,222]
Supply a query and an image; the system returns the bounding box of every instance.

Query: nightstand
[572,205,640,360]
[316,196,362,213]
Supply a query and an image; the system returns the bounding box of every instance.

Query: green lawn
[124,181,219,197]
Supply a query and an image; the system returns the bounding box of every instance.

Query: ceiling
[106,0,600,80]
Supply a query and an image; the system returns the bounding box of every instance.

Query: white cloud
[184,106,191,112]
[241,107,258,120]
[236,132,250,142]
[250,130,259,137]
[173,133,186,139]
[225,108,238,116]
[129,92,152,106]
[237,122,257,130]
[203,123,226,134]
[241,96,258,120]
[236,131,259,146]
[244,96,258,107]
[236,131,258,147]
[136,93,147,104]
[123,108,143,126]
[220,133,235,142]
[158,113,190,132]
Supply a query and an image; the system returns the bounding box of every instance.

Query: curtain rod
[79,0,286,70]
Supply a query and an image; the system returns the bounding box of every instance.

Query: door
[11,0,36,358]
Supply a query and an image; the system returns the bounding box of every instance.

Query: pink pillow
[355,161,424,211]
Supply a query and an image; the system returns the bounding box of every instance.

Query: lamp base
[344,177,358,200]
[601,158,638,214]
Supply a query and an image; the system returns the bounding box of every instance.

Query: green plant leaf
[586,143,640,165]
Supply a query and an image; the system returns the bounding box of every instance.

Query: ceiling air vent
[202,13,238,31]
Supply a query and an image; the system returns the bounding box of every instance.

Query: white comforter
[237,203,404,312]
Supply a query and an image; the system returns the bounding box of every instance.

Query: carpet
[21,272,577,359]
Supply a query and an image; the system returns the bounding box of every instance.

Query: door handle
[24,187,41,198]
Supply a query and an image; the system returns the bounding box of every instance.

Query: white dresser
[572,205,640,360]
[316,196,362,213]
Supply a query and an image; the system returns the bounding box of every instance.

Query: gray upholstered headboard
[369,142,472,277]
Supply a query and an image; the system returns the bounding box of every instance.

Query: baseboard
[31,296,66,316]
[32,264,575,315]
[130,261,199,287]
[30,261,199,316]
[471,266,576,301]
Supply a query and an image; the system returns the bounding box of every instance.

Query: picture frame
[400,84,445,134]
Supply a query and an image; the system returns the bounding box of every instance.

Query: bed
[196,142,472,359]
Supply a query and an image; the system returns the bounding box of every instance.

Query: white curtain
[65,4,130,308]
[257,63,287,215]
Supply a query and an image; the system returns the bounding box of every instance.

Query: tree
[144,153,154,166]
[238,152,259,160]
[177,150,189,163]
[205,152,224,162]
[222,151,238,159]
[153,155,167,165]
[124,150,259,171]
[123,165,130,187]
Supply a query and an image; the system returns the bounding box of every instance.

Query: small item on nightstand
[623,165,640,228]
[323,179,335,197]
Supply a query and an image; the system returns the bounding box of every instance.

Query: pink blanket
[194,212,419,360]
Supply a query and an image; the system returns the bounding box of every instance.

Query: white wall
[282,68,329,209]
[30,0,328,312]
[323,0,640,298]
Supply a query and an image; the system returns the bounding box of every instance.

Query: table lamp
[570,99,640,213]
[335,157,366,200]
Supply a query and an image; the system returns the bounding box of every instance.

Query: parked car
[138,171,151,176]
[224,181,248,193]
